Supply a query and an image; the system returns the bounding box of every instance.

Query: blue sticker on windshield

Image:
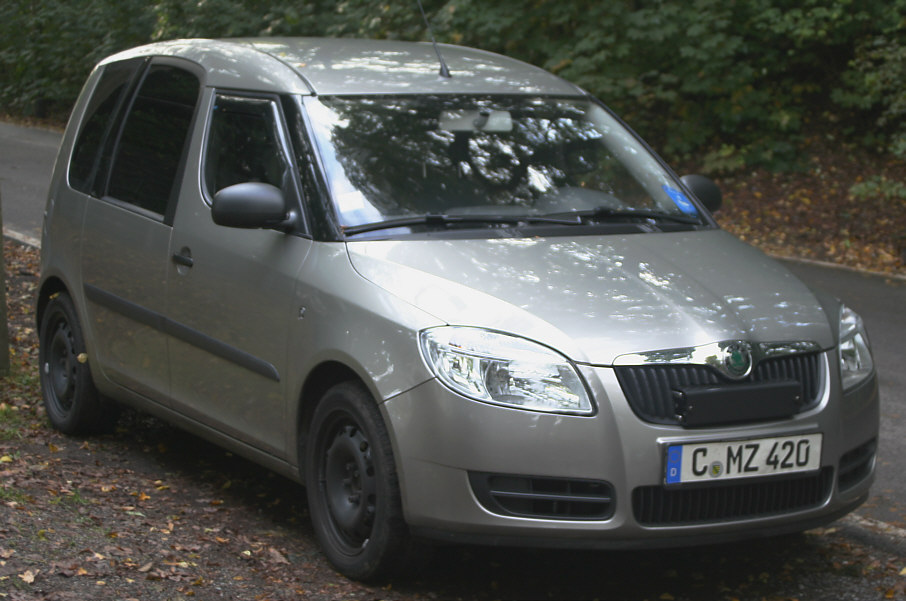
[662,185,698,215]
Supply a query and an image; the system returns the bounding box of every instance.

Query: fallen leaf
[0,456,12,463]
[138,562,154,573]
[19,569,38,583]
[268,547,289,564]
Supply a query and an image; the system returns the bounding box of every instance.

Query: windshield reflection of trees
[322,96,651,219]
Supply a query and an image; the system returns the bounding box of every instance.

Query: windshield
[304,95,703,231]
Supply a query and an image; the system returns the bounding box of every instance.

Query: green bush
[1,0,905,168]
[0,0,154,119]
[835,28,906,157]
[437,0,901,167]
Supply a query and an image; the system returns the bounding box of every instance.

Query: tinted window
[204,95,289,196]
[107,65,200,215]
[69,59,143,194]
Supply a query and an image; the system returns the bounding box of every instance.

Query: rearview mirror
[438,109,513,132]
[212,182,292,229]
[681,174,723,213]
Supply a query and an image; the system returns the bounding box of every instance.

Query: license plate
[665,433,822,484]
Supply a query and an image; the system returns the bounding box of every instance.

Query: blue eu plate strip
[666,445,683,484]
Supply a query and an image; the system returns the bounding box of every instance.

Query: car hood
[345,229,834,365]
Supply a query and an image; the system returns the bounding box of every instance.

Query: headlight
[419,327,593,415]
[839,304,874,391]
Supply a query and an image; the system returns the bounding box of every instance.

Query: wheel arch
[36,276,72,329]
[295,360,375,480]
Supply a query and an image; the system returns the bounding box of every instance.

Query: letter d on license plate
[665,433,822,484]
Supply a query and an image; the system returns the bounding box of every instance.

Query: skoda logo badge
[722,341,753,379]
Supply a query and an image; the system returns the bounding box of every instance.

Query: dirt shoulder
[712,138,906,278]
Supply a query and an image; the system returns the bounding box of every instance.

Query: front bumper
[381,353,879,547]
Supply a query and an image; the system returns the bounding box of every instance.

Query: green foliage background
[2,0,905,168]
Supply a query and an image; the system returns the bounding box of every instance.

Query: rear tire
[305,381,412,581]
[38,292,117,434]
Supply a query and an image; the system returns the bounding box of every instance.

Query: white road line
[844,513,906,540]
[774,253,906,282]
[2,227,40,248]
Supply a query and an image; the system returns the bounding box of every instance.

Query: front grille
[469,473,615,520]
[838,438,877,491]
[632,467,834,526]
[615,352,822,426]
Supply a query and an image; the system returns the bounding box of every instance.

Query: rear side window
[69,59,143,194]
[107,65,200,216]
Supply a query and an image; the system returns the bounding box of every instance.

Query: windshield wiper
[544,206,703,226]
[342,213,580,236]
[342,207,702,236]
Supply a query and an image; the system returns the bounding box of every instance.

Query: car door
[166,92,312,458]
[79,59,201,403]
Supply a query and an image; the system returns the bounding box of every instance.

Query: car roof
[101,37,585,97]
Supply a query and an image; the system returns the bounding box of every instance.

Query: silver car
[38,38,879,580]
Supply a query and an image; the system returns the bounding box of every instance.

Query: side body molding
[83,284,280,382]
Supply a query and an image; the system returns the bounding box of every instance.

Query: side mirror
[681,174,722,213]
[211,182,293,229]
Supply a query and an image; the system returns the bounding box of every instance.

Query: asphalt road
[783,261,906,528]
[0,121,59,246]
[2,121,905,540]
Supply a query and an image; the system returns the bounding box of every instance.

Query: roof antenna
[417,0,452,78]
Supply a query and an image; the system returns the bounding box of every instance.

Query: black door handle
[172,252,194,268]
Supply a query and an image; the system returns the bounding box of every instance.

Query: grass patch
[2,360,39,391]
[50,488,90,507]
[0,404,29,440]
[0,485,30,504]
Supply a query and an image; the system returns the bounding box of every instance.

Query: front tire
[305,381,411,581]
[38,292,117,434]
